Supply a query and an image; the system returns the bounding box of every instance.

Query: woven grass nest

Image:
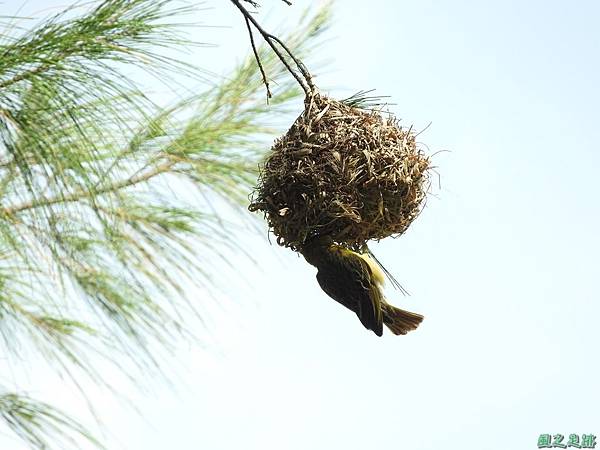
[249,92,430,251]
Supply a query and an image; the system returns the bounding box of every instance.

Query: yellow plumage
[356,251,386,286]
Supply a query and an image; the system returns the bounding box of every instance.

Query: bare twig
[245,17,272,101]
[230,0,314,97]
[242,0,292,6]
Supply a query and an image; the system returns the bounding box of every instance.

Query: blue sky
[2,1,599,449]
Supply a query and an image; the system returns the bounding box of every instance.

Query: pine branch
[0,1,333,448]
[5,160,175,214]
[0,392,102,450]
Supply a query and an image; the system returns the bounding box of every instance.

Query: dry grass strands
[249,93,430,251]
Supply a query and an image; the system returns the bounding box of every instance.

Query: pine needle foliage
[0,1,332,448]
[0,393,101,449]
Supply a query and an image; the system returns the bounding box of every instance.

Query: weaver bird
[300,235,423,336]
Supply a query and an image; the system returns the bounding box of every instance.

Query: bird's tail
[381,301,423,335]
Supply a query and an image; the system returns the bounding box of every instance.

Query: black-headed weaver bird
[300,235,423,336]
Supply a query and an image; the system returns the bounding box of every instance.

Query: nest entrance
[249,93,430,251]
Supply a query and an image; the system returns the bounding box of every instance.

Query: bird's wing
[360,244,410,296]
[316,249,383,336]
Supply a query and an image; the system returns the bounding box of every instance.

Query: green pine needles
[0,1,332,448]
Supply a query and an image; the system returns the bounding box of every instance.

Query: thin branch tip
[230,0,314,98]
[244,16,272,100]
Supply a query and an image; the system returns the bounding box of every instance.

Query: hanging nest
[249,92,431,251]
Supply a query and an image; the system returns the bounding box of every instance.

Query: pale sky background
[1,1,600,449]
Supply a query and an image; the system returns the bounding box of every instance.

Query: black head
[299,234,334,267]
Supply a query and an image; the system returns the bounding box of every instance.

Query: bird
[300,235,424,336]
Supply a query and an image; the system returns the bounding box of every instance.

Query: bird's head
[299,234,334,267]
